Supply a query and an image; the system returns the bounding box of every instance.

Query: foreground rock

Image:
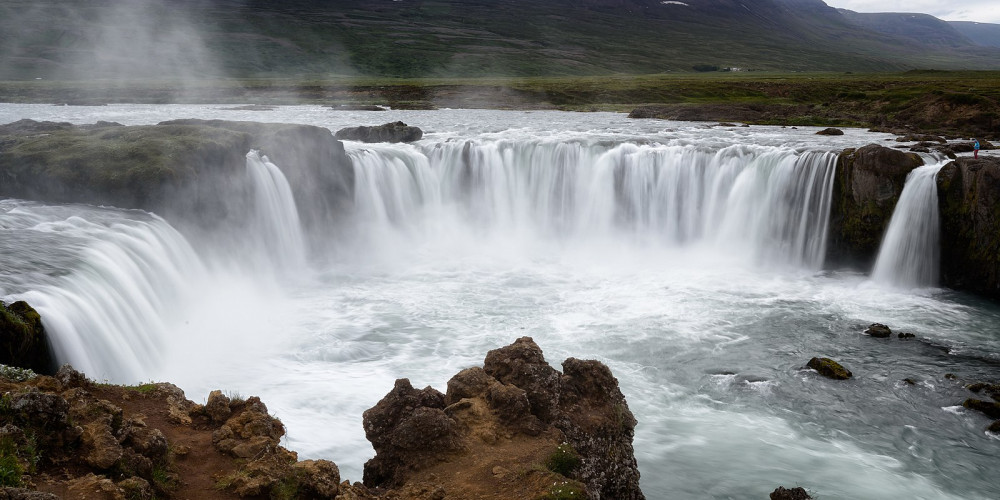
[827,144,923,267]
[0,300,54,375]
[0,119,354,229]
[334,121,423,143]
[363,336,645,500]
[937,156,1000,298]
[0,363,358,499]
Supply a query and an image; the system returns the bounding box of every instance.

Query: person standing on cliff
[974,138,980,159]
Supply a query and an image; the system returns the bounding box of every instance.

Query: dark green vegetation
[2,0,1000,81]
[545,443,581,477]
[2,71,999,137]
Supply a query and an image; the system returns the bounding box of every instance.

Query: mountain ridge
[0,0,998,79]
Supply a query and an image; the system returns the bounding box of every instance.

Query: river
[1,105,998,499]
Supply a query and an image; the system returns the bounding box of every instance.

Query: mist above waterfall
[0,0,224,85]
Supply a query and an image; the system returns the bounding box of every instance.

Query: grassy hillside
[1,0,999,80]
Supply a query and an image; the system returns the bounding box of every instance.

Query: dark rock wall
[0,300,55,374]
[937,157,1000,296]
[0,119,354,231]
[827,144,923,267]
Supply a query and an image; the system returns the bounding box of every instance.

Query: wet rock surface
[827,144,924,267]
[936,156,1000,297]
[0,301,54,375]
[0,119,354,230]
[335,121,423,143]
[807,357,853,380]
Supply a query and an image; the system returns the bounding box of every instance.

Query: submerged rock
[807,357,853,380]
[335,121,423,143]
[0,300,55,375]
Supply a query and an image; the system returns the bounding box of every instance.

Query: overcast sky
[822,0,1000,24]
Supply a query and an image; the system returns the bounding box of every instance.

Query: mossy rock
[963,398,1000,419]
[827,144,923,267]
[965,382,1000,401]
[0,300,55,375]
[864,323,892,338]
[806,357,852,380]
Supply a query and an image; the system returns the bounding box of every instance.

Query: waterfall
[871,162,946,288]
[349,141,838,270]
[245,150,308,272]
[16,215,205,382]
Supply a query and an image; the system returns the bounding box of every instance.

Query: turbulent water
[1,105,999,499]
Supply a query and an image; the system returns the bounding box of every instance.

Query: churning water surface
[1,105,998,499]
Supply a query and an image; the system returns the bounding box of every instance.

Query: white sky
[823,0,1000,24]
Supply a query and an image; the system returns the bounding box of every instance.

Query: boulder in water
[816,127,844,135]
[0,300,55,375]
[963,399,1000,419]
[864,323,892,338]
[771,486,812,500]
[334,121,423,143]
[807,357,853,380]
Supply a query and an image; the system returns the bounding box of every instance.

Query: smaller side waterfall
[245,151,307,272]
[871,162,946,288]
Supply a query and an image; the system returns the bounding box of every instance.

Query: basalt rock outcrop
[936,156,1000,297]
[0,301,54,375]
[0,364,353,500]
[334,122,423,143]
[0,119,354,229]
[363,336,644,500]
[827,144,923,267]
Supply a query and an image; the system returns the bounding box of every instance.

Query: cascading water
[871,162,946,288]
[4,205,205,381]
[351,141,838,270]
[245,150,308,273]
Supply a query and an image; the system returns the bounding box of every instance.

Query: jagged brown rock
[363,336,644,500]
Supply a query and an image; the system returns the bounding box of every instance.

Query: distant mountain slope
[837,10,974,47]
[949,21,1000,48]
[1,0,999,79]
